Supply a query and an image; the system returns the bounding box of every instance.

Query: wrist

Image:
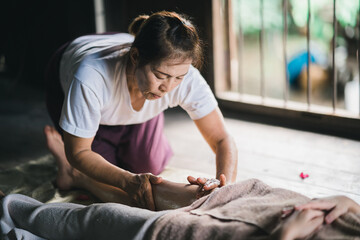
[280,228,295,240]
[117,169,134,190]
[278,221,297,240]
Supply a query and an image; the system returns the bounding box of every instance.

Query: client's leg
[1,194,163,240]
[45,125,199,210]
[152,180,198,210]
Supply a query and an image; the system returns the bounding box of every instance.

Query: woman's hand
[294,195,360,224]
[124,173,162,210]
[187,174,226,198]
[279,209,324,240]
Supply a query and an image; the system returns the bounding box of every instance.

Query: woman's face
[135,58,192,100]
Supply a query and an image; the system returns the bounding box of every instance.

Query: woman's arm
[193,108,238,183]
[63,132,130,188]
[63,131,162,210]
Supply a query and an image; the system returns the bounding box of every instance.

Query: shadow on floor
[0,79,52,169]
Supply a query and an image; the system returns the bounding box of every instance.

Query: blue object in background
[287,51,317,86]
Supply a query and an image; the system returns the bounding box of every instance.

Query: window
[212,0,360,139]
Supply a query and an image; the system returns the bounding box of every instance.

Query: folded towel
[148,179,360,240]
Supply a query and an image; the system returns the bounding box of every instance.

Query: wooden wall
[1,0,214,89]
[1,0,96,87]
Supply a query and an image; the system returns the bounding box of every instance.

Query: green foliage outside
[233,0,359,43]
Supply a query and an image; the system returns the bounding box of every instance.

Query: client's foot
[44,125,78,190]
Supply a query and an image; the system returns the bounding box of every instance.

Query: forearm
[270,224,295,240]
[215,136,238,183]
[66,149,132,189]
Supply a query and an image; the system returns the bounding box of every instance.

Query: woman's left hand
[187,174,226,198]
[124,173,163,210]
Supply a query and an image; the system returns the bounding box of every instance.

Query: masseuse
[44,11,238,210]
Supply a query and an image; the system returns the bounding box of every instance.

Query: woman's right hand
[124,173,163,210]
[279,209,324,240]
[187,174,226,199]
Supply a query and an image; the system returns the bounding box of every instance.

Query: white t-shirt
[59,33,218,138]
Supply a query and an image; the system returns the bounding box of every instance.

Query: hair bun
[128,15,149,36]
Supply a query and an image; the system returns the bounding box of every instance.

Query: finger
[306,209,325,220]
[295,200,335,211]
[325,206,346,224]
[187,176,198,185]
[134,195,146,209]
[203,178,221,191]
[219,174,226,187]
[299,209,324,221]
[203,183,218,191]
[281,207,294,218]
[282,206,294,214]
[197,177,208,185]
[144,184,156,211]
[132,195,140,206]
[139,197,147,209]
[308,215,325,233]
[149,175,163,184]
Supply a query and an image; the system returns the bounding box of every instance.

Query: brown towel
[148,179,360,240]
[189,178,310,234]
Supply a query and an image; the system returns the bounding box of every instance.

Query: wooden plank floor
[164,109,360,203]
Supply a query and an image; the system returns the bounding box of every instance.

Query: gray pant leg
[1,194,162,240]
[3,228,46,240]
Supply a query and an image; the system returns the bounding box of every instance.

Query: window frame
[212,0,360,140]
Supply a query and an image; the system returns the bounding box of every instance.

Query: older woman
[44,11,237,210]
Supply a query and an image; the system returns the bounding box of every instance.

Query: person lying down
[1,177,360,240]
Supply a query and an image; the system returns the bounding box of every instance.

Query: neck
[125,59,146,111]
[125,59,142,100]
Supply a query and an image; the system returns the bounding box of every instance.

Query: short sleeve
[59,67,103,138]
[179,67,218,120]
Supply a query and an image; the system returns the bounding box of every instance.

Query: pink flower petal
[300,172,309,179]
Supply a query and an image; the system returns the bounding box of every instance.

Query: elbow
[216,134,237,153]
[64,145,88,169]
[62,131,94,169]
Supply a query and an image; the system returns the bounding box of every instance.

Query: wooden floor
[164,109,360,204]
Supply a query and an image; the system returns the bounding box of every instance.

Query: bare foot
[44,125,77,190]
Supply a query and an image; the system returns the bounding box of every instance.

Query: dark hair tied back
[128,15,149,36]
[129,11,203,69]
